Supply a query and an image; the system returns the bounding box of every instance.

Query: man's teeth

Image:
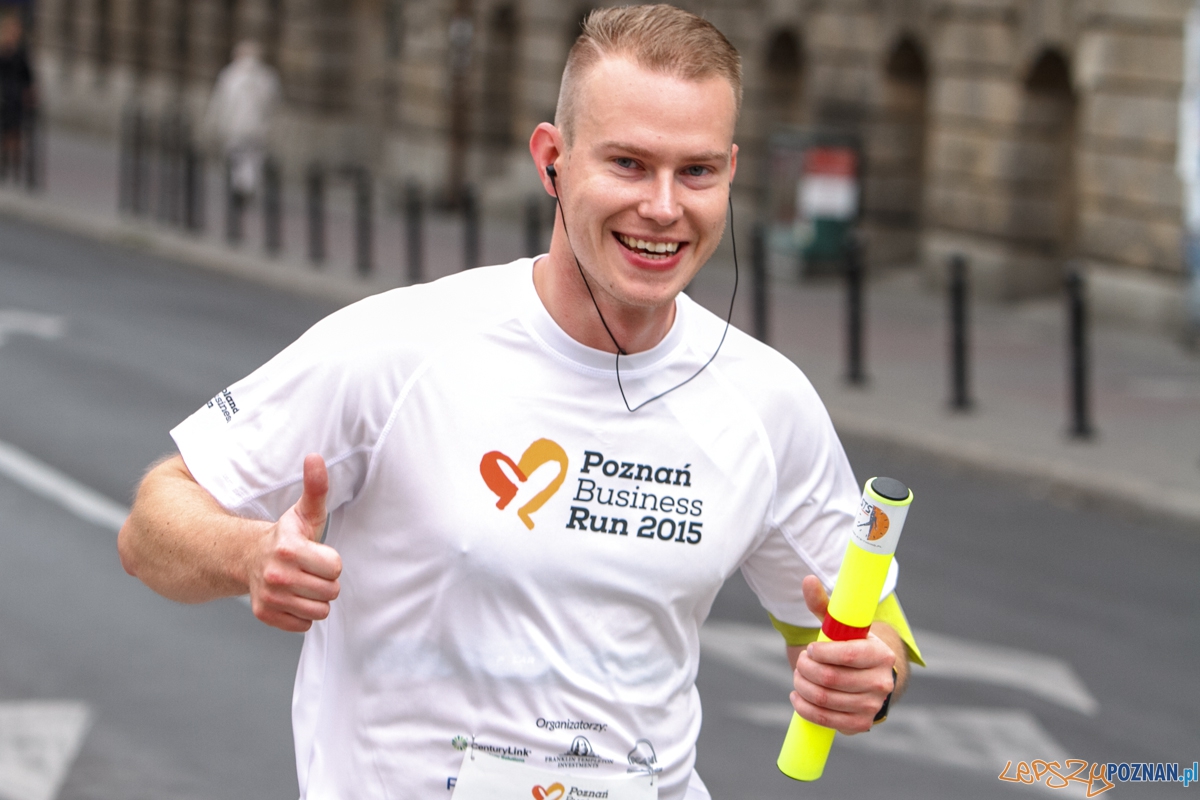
[618,234,680,254]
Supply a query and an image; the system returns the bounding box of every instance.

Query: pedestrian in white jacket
[205,40,281,198]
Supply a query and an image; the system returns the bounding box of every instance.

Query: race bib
[451,749,658,800]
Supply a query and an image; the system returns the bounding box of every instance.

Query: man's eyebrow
[595,141,730,164]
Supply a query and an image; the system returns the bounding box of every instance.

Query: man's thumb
[296,453,329,537]
[802,575,829,623]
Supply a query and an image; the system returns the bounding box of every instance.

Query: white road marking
[0,439,252,607]
[0,440,128,533]
[726,702,1087,797]
[0,701,91,800]
[916,630,1098,716]
[0,310,65,349]
[699,621,1098,714]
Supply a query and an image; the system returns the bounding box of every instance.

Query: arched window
[1019,48,1077,257]
[481,4,518,152]
[870,35,930,266]
[131,0,153,80]
[94,0,113,82]
[764,28,804,129]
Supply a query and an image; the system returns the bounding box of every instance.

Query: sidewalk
[3,125,1199,527]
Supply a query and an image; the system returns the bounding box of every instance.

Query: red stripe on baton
[821,615,871,641]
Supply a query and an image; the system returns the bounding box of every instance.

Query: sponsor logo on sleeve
[205,388,240,423]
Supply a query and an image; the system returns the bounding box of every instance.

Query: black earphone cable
[546,165,739,412]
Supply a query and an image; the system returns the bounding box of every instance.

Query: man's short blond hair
[554,4,742,144]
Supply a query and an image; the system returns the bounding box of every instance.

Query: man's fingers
[789,690,875,735]
[252,591,334,628]
[802,574,829,622]
[806,634,896,670]
[295,541,342,582]
[296,453,329,536]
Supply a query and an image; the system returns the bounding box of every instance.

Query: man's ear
[530,122,565,198]
[729,142,739,186]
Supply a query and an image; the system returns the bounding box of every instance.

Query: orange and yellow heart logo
[531,784,565,800]
[479,438,568,530]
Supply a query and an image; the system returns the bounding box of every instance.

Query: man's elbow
[117,517,140,577]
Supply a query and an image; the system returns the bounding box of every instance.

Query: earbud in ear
[545,164,557,178]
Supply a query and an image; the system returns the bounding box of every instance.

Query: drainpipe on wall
[1177,1,1200,348]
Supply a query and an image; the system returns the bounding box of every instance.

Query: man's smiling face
[557,55,738,313]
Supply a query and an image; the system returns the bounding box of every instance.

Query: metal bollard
[355,167,373,276]
[183,141,205,233]
[118,106,135,212]
[405,181,424,284]
[224,155,244,244]
[751,221,769,343]
[22,105,40,192]
[844,233,867,386]
[462,184,480,270]
[1065,264,1094,439]
[124,107,150,216]
[525,194,543,258]
[306,164,325,266]
[263,157,282,255]
[948,254,973,411]
[158,112,183,225]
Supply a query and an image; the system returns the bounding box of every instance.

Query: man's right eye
[614,157,637,170]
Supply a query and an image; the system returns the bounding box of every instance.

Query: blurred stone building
[25,0,1195,329]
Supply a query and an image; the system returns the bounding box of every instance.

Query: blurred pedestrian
[0,10,34,183]
[203,40,280,201]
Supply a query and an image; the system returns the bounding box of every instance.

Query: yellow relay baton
[777,476,913,781]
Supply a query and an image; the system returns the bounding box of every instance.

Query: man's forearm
[118,455,267,604]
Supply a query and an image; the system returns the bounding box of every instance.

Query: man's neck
[532,248,677,356]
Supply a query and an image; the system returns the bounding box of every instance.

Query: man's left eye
[685,166,711,177]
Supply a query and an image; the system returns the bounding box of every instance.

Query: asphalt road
[1,213,1197,799]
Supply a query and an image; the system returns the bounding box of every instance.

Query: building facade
[23,0,1195,328]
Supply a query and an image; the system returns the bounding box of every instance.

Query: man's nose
[639,172,682,226]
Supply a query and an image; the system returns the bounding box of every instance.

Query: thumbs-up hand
[246,453,342,632]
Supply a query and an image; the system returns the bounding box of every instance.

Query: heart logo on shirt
[480,438,569,530]
[531,784,565,800]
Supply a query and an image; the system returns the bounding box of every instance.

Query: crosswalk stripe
[725,702,1087,797]
[700,620,1097,714]
[0,701,91,800]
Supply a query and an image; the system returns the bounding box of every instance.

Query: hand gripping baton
[776,476,913,781]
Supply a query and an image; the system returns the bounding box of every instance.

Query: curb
[0,189,381,307]
[830,409,1200,528]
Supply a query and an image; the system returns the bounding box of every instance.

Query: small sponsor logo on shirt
[451,735,531,761]
[626,739,661,775]
[205,388,240,423]
[544,736,613,769]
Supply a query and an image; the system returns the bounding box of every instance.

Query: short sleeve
[170,298,408,521]
[737,371,899,628]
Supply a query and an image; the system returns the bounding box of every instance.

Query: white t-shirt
[171,259,898,800]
